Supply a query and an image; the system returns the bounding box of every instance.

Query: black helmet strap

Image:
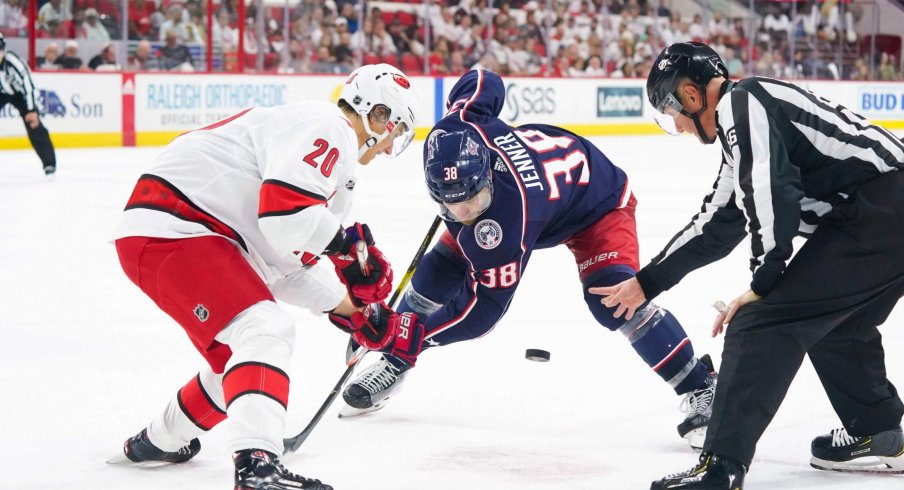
[678,80,717,145]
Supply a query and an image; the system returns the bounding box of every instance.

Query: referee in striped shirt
[594,42,904,489]
[0,34,56,175]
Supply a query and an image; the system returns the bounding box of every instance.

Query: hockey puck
[525,349,551,362]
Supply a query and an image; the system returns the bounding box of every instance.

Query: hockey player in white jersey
[109,64,424,490]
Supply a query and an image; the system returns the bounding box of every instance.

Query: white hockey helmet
[339,63,418,158]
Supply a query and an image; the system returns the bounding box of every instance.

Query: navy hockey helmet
[424,129,494,222]
[647,42,728,144]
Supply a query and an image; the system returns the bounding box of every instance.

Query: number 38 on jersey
[495,128,590,202]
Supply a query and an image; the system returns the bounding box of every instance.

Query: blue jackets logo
[475,219,503,250]
[597,87,644,117]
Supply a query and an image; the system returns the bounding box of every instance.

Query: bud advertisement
[856,85,904,117]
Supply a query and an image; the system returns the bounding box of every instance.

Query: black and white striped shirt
[0,50,37,112]
[636,77,904,298]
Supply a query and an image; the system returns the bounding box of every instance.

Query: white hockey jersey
[112,102,360,307]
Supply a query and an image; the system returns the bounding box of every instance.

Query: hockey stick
[283,215,442,454]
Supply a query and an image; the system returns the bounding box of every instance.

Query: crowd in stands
[0,0,901,81]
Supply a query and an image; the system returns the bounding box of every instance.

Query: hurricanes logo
[392,73,410,89]
[194,304,209,322]
[475,219,503,250]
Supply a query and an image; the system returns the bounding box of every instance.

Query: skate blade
[106,452,187,467]
[683,427,706,450]
[810,455,904,474]
[338,402,387,419]
[106,452,131,465]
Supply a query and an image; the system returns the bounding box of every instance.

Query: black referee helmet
[0,32,6,52]
[646,42,728,114]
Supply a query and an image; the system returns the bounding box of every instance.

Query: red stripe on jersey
[177,374,227,431]
[437,229,464,256]
[222,362,290,409]
[179,108,253,138]
[617,178,632,209]
[125,175,248,251]
[258,179,328,218]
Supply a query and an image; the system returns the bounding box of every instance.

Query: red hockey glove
[326,223,393,307]
[328,304,425,367]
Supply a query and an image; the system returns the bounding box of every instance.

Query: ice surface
[1,135,902,489]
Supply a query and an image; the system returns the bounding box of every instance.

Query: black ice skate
[234,449,332,490]
[678,354,718,449]
[810,426,904,473]
[106,428,200,465]
[340,355,410,418]
[650,452,746,490]
[43,165,56,176]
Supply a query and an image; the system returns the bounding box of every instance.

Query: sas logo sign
[596,87,644,117]
[504,82,556,122]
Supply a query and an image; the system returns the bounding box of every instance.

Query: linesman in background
[594,41,904,489]
[0,33,57,176]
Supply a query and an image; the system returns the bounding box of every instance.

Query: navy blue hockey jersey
[417,69,629,337]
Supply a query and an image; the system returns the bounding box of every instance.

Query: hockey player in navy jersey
[340,69,718,447]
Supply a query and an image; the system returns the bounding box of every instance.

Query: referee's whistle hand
[589,278,646,321]
[712,289,761,337]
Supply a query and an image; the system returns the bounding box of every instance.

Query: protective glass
[652,92,684,136]
[440,186,493,223]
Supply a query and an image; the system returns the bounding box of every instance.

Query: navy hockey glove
[325,223,393,307]
[328,304,425,367]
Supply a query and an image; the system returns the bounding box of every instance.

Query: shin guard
[584,266,708,394]
[146,369,226,452]
[217,301,294,454]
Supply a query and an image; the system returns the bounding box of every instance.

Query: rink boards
[1,72,903,149]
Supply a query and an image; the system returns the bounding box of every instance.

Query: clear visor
[439,186,492,223]
[368,104,415,158]
[387,121,414,157]
[652,93,684,136]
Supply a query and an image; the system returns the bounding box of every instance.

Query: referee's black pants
[0,93,56,171]
[703,171,904,468]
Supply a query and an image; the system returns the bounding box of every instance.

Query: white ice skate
[339,356,410,418]
[677,355,717,449]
